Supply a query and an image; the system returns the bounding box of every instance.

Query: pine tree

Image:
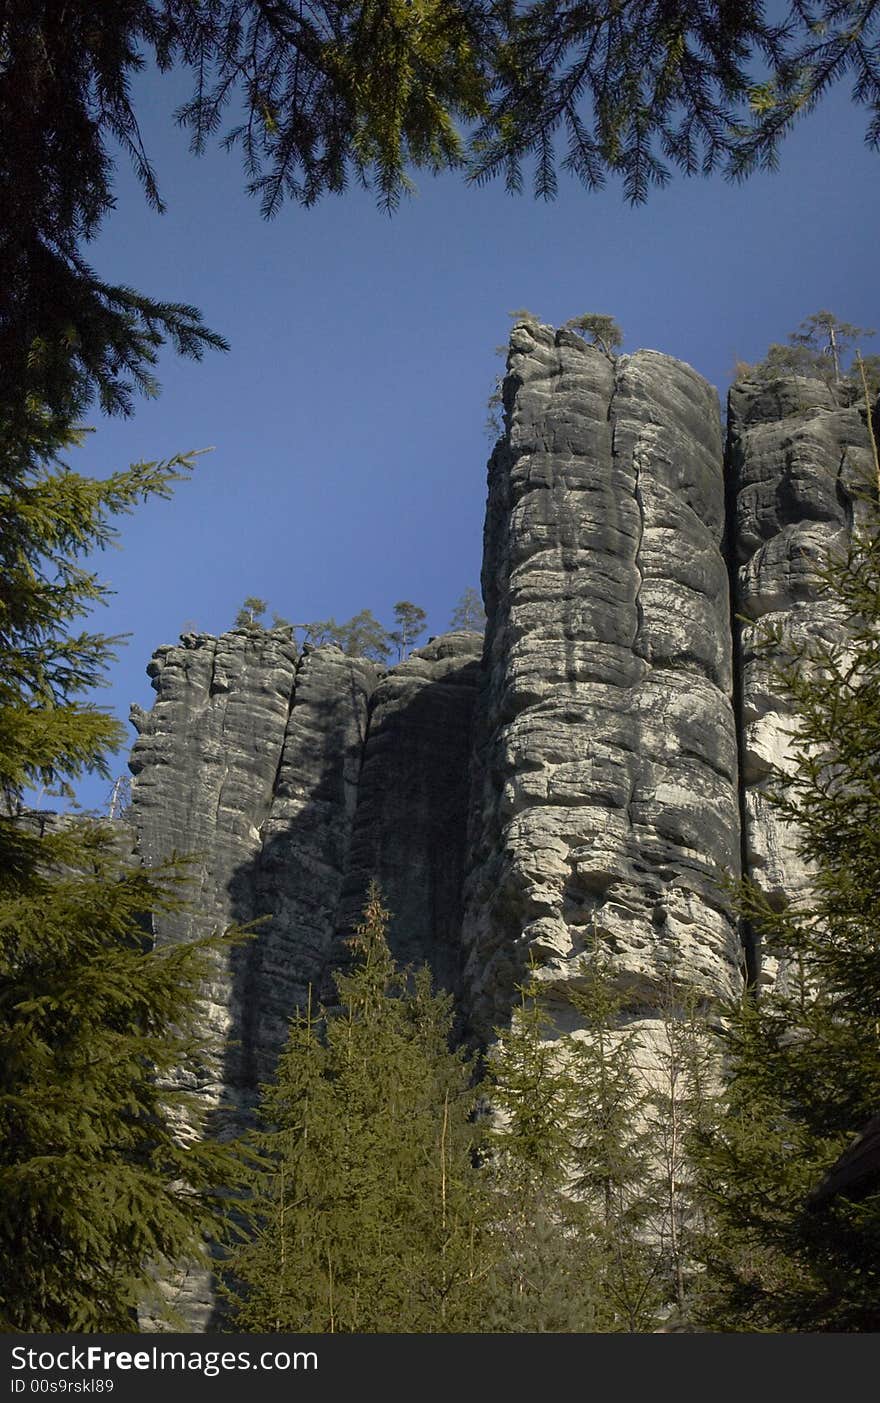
[746,311,880,392]
[563,314,623,356]
[335,609,392,663]
[234,596,268,627]
[691,408,880,1331]
[449,587,486,632]
[0,416,246,1330]
[227,883,491,1332]
[389,600,427,660]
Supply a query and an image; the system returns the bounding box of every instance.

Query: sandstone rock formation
[727,373,874,967]
[462,325,742,1045]
[130,628,481,1118]
[124,321,875,1328]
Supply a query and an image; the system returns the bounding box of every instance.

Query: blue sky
[62,64,879,812]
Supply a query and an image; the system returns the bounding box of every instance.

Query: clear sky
[60,63,879,812]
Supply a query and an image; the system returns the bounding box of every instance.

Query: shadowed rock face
[461,325,742,1041]
[727,373,875,976]
[334,631,482,996]
[130,632,380,1114]
[130,629,482,1109]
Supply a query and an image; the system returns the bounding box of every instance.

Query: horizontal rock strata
[462,324,743,1041]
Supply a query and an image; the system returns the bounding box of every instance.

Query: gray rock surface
[130,630,377,1111]
[727,373,873,966]
[334,631,482,995]
[462,324,742,1041]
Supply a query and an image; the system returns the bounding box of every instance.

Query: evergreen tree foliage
[643,975,719,1324]
[226,883,491,1332]
[449,587,486,632]
[7,6,877,434]
[481,971,592,1331]
[0,842,245,1331]
[389,600,427,659]
[335,609,392,662]
[0,416,246,1330]
[300,610,391,661]
[691,425,880,1331]
[564,954,662,1331]
[234,596,269,627]
[470,4,880,203]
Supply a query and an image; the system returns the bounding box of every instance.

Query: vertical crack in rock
[461,324,742,1050]
[331,631,483,1000]
[227,643,379,1096]
[727,373,873,985]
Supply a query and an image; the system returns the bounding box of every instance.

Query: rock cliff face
[462,327,741,1042]
[726,374,873,978]
[130,629,486,1111]
[126,322,874,1327]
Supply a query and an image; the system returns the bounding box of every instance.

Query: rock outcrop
[130,629,482,1113]
[727,373,874,977]
[462,326,742,1043]
[123,321,875,1329]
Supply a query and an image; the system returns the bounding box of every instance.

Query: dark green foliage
[470,4,880,203]
[0,839,246,1331]
[0,419,196,816]
[7,5,877,438]
[644,976,719,1324]
[449,587,486,632]
[692,430,880,1331]
[481,972,596,1331]
[226,883,492,1332]
[563,314,623,356]
[0,413,247,1330]
[389,600,427,659]
[564,955,663,1331]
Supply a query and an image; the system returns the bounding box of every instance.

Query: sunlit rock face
[461,325,742,1041]
[727,373,874,980]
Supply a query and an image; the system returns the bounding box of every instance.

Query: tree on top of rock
[744,311,880,391]
[563,314,624,357]
[234,597,269,627]
[389,601,427,660]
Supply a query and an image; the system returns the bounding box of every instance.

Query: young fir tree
[0,416,246,1330]
[644,972,719,1325]
[564,951,663,1332]
[691,408,880,1331]
[227,883,491,1332]
[481,969,595,1332]
[388,600,427,660]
